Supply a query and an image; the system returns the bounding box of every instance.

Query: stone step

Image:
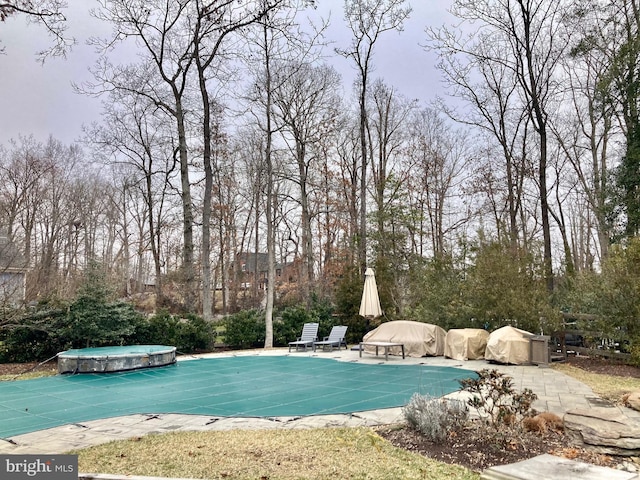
[481,454,638,480]
[564,407,640,455]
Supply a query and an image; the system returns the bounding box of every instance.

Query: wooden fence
[555,313,632,361]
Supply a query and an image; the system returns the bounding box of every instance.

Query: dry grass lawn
[0,371,53,381]
[552,363,640,403]
[75,427,479,480]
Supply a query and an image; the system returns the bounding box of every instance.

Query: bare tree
[85,91,178,303]
[552,65,615,264]
[315,113,351,295]
[241,1,320,346]
[427,27,530,250]
[364,80,415,313]
[334,120,360,260]
[211,143,241,315]
[272,60,342,303]
[0,136,53,256]
[367,80,415,239]
[192,0,289,320]
[406,107,472,258]
[430,0,568,292]
[552,1,625,263]
[0,0,73,60]
[29,138,83,298]
[90,1,199,311]
[228,127,268,312]
[338,0,411,275]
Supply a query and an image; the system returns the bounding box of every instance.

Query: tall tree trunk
[174,97,196,312]
[518,0,554,293]
[263,22,274,349]
[296,142,312,304]
[358,82,368,275]
[196,37,214,321]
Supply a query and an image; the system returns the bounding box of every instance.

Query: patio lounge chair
[288,323,319,352]
[313,325,348,352]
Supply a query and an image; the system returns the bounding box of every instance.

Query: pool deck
[1,347,637,454]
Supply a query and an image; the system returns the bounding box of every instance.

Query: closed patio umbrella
[359,268,382,318]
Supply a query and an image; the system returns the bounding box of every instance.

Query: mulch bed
[377,354,640,473]
[564,354,640,378]
[377,423,595,473]
[376,419,625,473]
[377,422,626,472]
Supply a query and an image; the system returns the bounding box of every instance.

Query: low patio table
[359,341,405,361]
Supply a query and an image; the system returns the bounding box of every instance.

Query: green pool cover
[0,356,473,438]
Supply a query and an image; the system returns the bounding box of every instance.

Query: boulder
[564,407,640,456]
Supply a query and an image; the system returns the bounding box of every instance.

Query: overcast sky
[0,1,454,147]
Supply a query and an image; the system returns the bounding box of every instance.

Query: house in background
[233,252,298,291]
[230,252,299,310]
[0,231,28,307]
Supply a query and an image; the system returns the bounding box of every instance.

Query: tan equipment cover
[484,325,533,365]
[362,320,446,357]
[444,328,490,361]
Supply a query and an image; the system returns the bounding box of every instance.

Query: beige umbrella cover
[359,268,382,318]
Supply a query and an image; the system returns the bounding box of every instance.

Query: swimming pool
[0,355,474,438]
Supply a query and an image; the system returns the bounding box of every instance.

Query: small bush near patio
[459,369,537,427]
[379,369,568,472]
[403,393,468,442]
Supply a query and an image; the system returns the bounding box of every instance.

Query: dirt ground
[564,354,640,378]
[2,355,640,473]
[0,360,58,377]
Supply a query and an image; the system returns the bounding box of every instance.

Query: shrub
[0,325,58,362]
[0,305,70,362]
[174,315,215,353]
[458,369,537,428]
[463,239,560,333]
[62,262,144,348]
[403,393,468,442]
[271,299,337,347]
[404,254,470,330]
[273,306,320,347]
[135,310,179,345]
[135,311,215,353]
[64,298,142,349]
[223,309,265,349]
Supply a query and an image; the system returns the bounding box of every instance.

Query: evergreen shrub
[222,309,264,348]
